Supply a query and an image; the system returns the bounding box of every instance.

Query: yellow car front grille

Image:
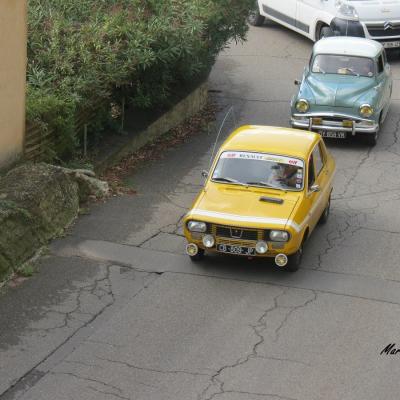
[210,224,264,241]
[216,237,257,248]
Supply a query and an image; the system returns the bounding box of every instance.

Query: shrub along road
[2,23,400,399]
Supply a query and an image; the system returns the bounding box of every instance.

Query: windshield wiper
[213,177,245,185]
[246,181,283,190]
[342,67,359,77]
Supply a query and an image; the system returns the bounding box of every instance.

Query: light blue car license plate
[318,130,346,139]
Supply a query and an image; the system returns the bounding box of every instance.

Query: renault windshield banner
[220,151,304,168]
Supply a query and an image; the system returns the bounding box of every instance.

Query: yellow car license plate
[217,244,256,256]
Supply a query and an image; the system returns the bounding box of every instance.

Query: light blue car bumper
[291,112,379,135]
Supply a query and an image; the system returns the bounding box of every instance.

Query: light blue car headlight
[295,99,310,113]
[359,104,374,118]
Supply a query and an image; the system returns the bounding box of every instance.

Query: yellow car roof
[220,125,319,159]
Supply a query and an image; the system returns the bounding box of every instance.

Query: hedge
[27,0,254,158]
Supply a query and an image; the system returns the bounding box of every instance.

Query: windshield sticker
[221,152,304,167]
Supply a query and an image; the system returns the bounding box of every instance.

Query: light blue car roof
[313,37,382,58]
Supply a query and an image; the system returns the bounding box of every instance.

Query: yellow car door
[304,140,328,231]
[310,140,330,229]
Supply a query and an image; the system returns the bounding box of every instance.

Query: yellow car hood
[187,184,300,230]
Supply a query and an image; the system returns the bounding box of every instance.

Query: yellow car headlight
[255,241,268,254]
[202,234,215,248]
[295,99,310,113]
[270,230,290,242]
[187,221,207,233]
[359,104,374,118]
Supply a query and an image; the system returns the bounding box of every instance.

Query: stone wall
[95,81,208,172]
[0,163,109,280]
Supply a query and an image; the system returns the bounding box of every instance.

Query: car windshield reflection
[312,54,375,77]
[212,151,304,191]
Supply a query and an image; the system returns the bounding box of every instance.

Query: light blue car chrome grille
[291,112,378,134]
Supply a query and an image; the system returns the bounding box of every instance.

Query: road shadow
[255,19,313,46]
[322,136,372,150]
[192,252,304,284]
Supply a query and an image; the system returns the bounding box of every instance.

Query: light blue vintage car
[291,37,392,146]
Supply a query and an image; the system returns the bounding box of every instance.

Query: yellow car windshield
[212,151,304,191]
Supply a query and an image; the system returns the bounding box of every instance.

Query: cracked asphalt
[2,22,400,399]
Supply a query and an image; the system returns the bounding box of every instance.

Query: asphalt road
[2,21,400,400]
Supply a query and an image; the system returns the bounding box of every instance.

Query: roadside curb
[94,81,209,174]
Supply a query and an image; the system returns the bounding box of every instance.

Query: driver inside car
[268,164,298,188]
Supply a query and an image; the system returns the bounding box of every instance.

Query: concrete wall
[0,0,27,169]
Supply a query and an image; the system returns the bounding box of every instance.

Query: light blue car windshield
[312,54,375,77]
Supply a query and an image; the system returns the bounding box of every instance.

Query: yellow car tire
[286,244,303,272]
[189,248,205,262]
[319,195,331,224]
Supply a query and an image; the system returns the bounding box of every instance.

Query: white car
[248,0,400,49]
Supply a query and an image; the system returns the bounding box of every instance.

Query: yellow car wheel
[286,244,303,272]
[319,195,331,225]
[189,248,205,262]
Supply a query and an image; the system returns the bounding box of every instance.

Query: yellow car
[184,125,336,271]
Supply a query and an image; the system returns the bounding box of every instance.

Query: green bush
[27,0,254,158]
